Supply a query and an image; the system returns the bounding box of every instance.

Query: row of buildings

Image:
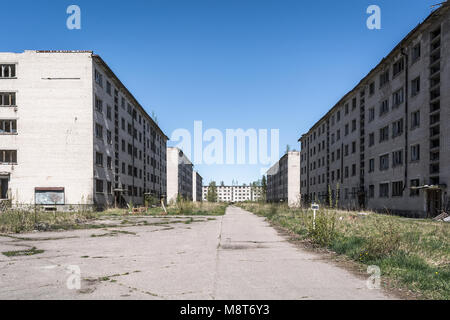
[0,50,201,209]
[267,3,450,218]
[202,185,263,203]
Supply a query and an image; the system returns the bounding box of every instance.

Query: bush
[307,210,337,246]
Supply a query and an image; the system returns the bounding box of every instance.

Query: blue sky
[1,0,439,185]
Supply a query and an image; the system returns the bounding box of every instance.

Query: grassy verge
[0,202,227,234]
[238,202,450,300]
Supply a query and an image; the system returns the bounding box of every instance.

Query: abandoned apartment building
[299,3,450,217]
[0,50,168,210]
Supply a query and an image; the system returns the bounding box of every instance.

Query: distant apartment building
[0,50,167,209]
[299,4,450,217]
[266,151,301,207]
[167,147,193,203]
[192,171,203,202]
[202,185,263,202]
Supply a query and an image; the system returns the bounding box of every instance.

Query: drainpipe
[401,48,409,193]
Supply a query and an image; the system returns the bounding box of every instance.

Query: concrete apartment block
[299,3,450,217]
[202,185,263,203]
[166,147,193,203]
[0,50,168,210]
[192,171,203,202]
[266,151,301,207]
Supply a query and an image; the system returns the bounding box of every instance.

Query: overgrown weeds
[238,202,450,300]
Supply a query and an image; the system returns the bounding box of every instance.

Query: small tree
[207,181,218,203]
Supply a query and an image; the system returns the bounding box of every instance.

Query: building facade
[266,151,301,207]
[299,4,450,217]
[192,171,203,202]
[0,50,168,210]
[202,185,263,203]
[166,147,193,203]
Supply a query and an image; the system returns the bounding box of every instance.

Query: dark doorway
[427,189,442,218]
[0,178,8,199]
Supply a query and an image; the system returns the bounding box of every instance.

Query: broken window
[0,64,16,78]
[379,183,389,198]
[0,150,17,164]
[0,120,17,134]
[95,97,103,113]
[393,88,404,107]
[392,118,404,138]
[0,92,16,106]
[95,69,103,87]
[95,152,103,166]
[96,179,104,193]
[393,58,405,77]
[95,123,103,139]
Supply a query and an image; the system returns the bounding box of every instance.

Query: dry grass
[239,203,450,300]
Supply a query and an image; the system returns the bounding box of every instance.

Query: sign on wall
[35,188,65,205]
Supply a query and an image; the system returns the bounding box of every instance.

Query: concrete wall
[0,51,94,206]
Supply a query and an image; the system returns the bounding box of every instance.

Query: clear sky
[1,0,440,185]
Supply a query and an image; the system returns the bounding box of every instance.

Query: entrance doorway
[0,178,8,199]
[426,189,442,218]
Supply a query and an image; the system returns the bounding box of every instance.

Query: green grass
[238,203,450,300]
[0,202,227,234]
[2,247,44,257]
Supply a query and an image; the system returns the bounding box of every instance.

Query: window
[380,154,389,171]
[0,120,17,134]
[107,156,112,170]
[0,150,17,164]
[369,82,375,95]
[107,105,112,120]
[95,123,103,139]
[107,130,112,144]
[352,164,356,176]
[393,150,403,167]
[411,144,420,162]
[410,179,420,197]
[380,70,390,87]
[344,145,349,156]
[95,152,103,166]
[352,141,356,154]
[368,108,375,122]
[380,126,389,142]
[107,181,112,194]
[95,70,103,87]
[352,119,357,132]
[0,64,16,78]
[411,111,420,129]
[380,99,389,116]
[345,103,349,115]
[352,98,357,110]
[393,58,404,77]
[106,81,112,95]
[0,92,16,106]
[411,77,420,96]
[392,181,403,197]
[369,133,375,147]
[392,118,404,138]
[95,97,103,113]
[380,183,389,198]
[393,88,404,107]
[96,179,104,193]
[412,43,421,63]
[369,159,375,173]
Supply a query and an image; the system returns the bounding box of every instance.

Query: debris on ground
[433,212,449,222]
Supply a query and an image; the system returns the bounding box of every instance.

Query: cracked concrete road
[0,206,394,300]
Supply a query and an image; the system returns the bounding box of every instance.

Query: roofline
[92,54,169,140]
[298,2,449,141]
